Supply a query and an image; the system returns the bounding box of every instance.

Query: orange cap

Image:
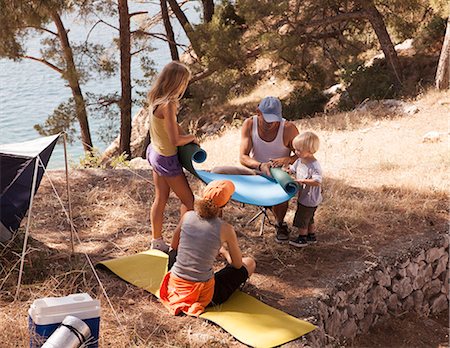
[202,180,235,207]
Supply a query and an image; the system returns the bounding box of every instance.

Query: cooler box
[29,293,100,348]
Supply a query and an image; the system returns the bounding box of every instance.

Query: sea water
[0,2,197,168]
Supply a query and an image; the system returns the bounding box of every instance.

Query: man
[213,96,299,242]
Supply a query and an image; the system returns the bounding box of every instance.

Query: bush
[343,63,397,104]
[283,88,328,120]
[78,148,104,169]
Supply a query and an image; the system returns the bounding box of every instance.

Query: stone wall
[306,234,449,347]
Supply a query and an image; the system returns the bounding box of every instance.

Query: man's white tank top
[250,116,291,162]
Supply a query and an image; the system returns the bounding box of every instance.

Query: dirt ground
[350,310,449,348]
[0,91,449,347]
[0,167,447,347]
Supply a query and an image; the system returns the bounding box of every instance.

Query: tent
[0,133,74,298]
[0,134,61,242]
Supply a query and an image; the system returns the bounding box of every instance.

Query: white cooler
[28,293,100,348]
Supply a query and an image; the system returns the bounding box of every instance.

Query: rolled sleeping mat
[269,167,299,195]
[177,143,207,178]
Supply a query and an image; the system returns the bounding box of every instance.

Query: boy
[289,131,323,247]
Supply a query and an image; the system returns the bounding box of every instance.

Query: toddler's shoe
[151,238,170,253]
[275,222,290,243]
[289,235,308,248]
[306,233,317,244]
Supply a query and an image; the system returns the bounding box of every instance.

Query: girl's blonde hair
[147,61,191,107]
[195,198,220,219]
[293,131,320,154]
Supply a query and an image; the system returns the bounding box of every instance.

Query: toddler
[289,131,323,247]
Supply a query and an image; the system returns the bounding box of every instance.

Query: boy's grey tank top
[249,116,291,162]
[171,211,222,282]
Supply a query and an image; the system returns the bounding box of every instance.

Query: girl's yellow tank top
[149,107,177,156]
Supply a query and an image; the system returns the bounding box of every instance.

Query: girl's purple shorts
[146,145,183,177]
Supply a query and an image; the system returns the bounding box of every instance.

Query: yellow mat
[98,250,315,348]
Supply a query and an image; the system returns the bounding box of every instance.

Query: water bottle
[41,315,91,348]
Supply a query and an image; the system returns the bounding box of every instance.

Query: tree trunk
[160,0,179,61]
[51,11,93,152]
[118,0,132,156]
[360,1,403,88]
[201,0,214,23]
[166,0,202,58]
[436,17,450,90]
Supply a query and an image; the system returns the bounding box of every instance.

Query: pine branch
[21,55,63,74]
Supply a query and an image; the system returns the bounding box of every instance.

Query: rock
[412,274,426,290]
[355,301,365,320]
[325,310,341,337]
[431,294,448,314]
[424,303,432,317]
[392,278,413,299]
[323,83,344,96]
[426,247,445,263]
[101,107,151,162]
[335,291,348,308]
[395,38,416,56]
[374,270,391,287]
[444,235,449,249]
[424,279,442,299]
[341,319,358,339]
[433,254,449,279]
[341,308,349,322]
[398,259,410,269]
[358,314,374,333]
[398,268,407,278]
[403,105,419,115]
[375,301,388,315]
[402,296,414,311]
[406,262,419,278]
[423,264,434,282]
[414,250,426,263]
[129,157,150,169]
[387,294,400,312]
[368,285,389,303]
[318,301,329,321]
[412,290,424,311]
[347,304,356,317]
[422,131,441,143]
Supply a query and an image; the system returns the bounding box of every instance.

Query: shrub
[283,88,328,120]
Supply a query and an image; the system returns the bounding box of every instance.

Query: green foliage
[110,152,130,168]
[34,99,77,142]
[284,88,329,120]
[342,62,397,103]
[189,68,259,111]
[78,148,104,169]
[193,2,246,71]
[415,15,447,51]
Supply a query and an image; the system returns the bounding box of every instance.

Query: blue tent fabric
[0,134,59,237]
[177,143,299,206]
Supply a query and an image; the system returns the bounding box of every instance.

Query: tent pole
[15,156,40,301]
[63,133,75,254]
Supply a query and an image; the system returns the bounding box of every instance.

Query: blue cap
[258,96,282,123]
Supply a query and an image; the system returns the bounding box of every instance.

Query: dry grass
[0,90,448,347]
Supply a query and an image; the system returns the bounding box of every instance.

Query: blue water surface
[0,2,197,168]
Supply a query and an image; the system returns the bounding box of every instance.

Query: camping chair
[245,206,272,236]
[177,144,298,236]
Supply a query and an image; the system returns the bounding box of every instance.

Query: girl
[160,180,256,317]
[146,62,197,252]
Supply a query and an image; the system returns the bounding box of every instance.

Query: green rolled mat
[269,167,299,195]
[177,143,207,177]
